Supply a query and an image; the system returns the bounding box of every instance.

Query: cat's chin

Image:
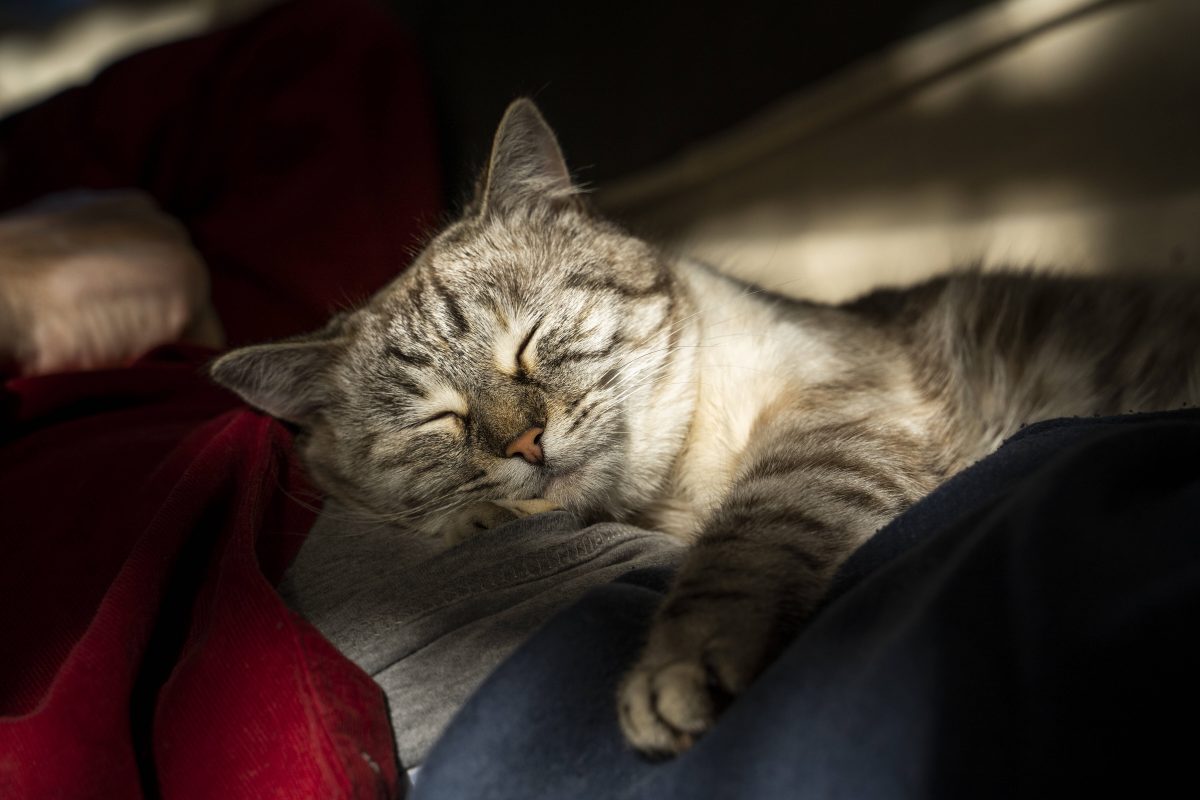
[541,465,582,500]
[542,462,614,512]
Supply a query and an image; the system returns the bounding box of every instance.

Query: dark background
[388,0,998,201]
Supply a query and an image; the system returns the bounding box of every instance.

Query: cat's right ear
[209,322,346,426]
[471,98,582,215]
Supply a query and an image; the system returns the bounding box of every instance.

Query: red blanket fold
[1,348,399,798]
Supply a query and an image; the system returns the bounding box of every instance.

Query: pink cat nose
[505,426,545,465]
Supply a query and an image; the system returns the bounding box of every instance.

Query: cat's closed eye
[416,411,467,429]
[515,320,542,376]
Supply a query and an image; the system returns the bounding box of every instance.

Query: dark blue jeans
[415,411,1200,799]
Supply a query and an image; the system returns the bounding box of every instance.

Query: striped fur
[211,100,1200,756]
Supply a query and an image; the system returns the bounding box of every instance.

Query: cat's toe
[493,498,562,516]
[439,498,562,545]
[617,638,744,756]
[439,500,519,545]
[617,660,719,756]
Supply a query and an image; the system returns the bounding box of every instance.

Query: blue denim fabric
[416,411,1200,799]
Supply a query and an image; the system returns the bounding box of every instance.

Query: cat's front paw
[440,498,561,545]
[617,603,775,756]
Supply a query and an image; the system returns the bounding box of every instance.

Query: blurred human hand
[0,189,222,376]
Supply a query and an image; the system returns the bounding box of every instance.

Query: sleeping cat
[211,99,1200,756]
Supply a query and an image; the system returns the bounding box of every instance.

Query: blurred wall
[594,0,1200,299]
[0,0,275,117]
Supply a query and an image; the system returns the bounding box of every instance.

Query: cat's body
[212,100,1200,756]
[640,260,1200,534]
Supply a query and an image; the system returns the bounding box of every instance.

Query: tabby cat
[211,99,1200,756]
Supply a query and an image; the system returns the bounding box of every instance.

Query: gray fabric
[279,507,683,768]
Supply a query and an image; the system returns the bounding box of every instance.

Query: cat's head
[211,99,699,536]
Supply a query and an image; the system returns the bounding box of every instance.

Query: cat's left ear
[474,98,582,214]
[208,315,350,426]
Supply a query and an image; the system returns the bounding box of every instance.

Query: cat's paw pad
[441,498,561,545]
[617,622,760,756]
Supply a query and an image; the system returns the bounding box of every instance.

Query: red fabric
[0,0,440,796]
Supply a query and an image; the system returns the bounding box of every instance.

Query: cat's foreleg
[617,416,936,755]
[438,498,562,546]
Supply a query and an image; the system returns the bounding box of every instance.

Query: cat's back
[847,269,1200,460]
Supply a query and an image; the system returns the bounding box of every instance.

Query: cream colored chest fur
[644,262,851,539]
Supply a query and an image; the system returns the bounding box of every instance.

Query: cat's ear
[474,98,580,214]
[209,318,348,425]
